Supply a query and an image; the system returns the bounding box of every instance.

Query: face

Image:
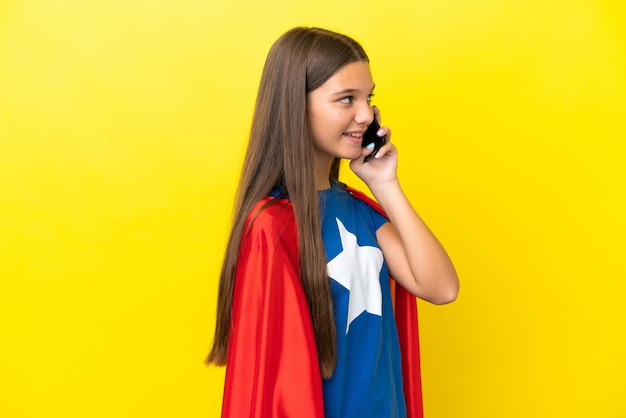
[307,61,375,166]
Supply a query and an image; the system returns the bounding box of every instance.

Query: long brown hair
[207,27,369,379]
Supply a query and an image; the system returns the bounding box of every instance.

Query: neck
[314,155,333,191]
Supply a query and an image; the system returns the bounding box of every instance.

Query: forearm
[370,180,459,304]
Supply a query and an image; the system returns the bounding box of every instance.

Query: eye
[339,96,353,104]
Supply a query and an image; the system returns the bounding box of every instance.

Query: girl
[208,27,459,418]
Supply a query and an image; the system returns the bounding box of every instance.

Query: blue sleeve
[371,205,388,230]
[359,199,388,231]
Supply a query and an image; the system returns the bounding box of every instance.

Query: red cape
[222,189,423,417]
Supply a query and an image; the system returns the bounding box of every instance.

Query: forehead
[316,61,374,93]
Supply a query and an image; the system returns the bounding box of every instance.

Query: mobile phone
[361,117,386,162]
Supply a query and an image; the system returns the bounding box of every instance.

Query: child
[207,27,459,418]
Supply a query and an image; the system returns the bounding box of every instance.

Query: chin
[350,150,364,160]
[335,153,360,161]
[341,146,363,161]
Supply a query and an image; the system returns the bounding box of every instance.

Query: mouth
[343,132,364,144]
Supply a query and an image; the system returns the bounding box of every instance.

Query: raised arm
[349,110,459,304]
[371,179,459,304]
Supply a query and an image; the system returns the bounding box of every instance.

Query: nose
[354,100,374,125]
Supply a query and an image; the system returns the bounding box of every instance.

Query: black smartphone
[361,117,386,162]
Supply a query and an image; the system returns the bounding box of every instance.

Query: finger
[373,105,381,124]
[374,141,396,159]
[378,126,391,142]
[361,142,376,158]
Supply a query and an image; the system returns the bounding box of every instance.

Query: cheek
[315,109,343,132]
[308,109,332,138]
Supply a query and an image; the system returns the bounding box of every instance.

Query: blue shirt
[319,182,407,418]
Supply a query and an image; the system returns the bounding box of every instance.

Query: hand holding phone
[361,117,386,162]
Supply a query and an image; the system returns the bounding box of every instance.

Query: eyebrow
[331,85,376,95]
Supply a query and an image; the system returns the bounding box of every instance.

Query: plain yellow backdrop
[1,0,624,417]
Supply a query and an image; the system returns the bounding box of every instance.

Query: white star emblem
[326,218,383,334]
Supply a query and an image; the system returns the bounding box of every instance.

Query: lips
[343,131,364,144]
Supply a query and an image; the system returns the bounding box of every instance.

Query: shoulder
[236,197,300,289]
[243,197,297,250]
[343,185,381,212]
[341,184,389,231]
[246,197,295,229]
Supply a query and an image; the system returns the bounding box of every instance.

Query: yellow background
[1,0,624,417]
